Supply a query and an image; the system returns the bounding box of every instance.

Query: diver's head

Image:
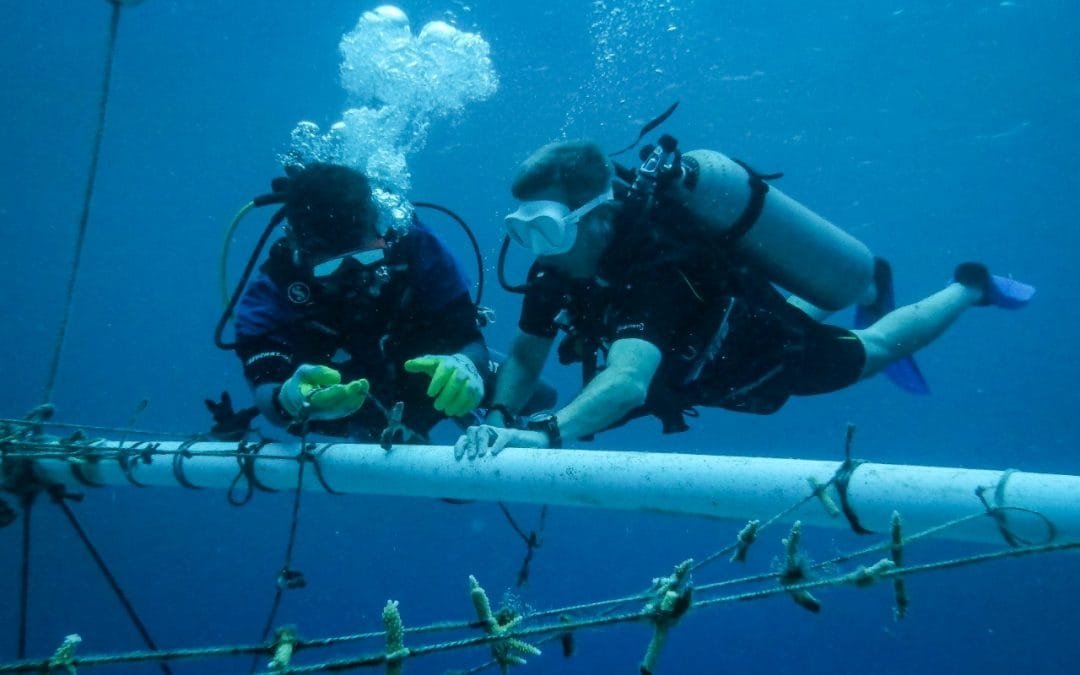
[283,162,383,259]
[279,162,395,295]
[504,141,615,275]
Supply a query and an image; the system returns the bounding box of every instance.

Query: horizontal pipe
[22,441,1079,546]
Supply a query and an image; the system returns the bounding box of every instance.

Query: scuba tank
[505,103,877,311]
[665,148,874,311]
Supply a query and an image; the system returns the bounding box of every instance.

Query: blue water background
[2,1,1078,673]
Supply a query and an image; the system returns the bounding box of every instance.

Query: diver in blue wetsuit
[227,162,551,443]
[454,139,1034,457]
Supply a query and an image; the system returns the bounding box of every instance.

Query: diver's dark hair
[511,140,612,209]
[284,162,379,252]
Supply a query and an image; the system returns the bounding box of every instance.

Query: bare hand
[454,425,550,460]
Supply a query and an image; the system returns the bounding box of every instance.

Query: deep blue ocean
[2,1,1078,673]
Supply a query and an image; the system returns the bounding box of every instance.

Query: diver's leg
[855,262,1034,378]
[854,283,981,378]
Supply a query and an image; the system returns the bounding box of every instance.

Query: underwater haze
[1,1,1078,673]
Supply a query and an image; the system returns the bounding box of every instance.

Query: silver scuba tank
[667,149,874,311]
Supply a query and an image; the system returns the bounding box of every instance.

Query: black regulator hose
[413,201,485,307]
[213,207,287,351]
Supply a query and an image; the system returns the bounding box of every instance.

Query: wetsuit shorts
[784,322,866,396]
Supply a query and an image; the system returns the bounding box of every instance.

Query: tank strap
[723,159,784,245]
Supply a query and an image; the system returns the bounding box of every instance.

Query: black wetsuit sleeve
[518,264,564,338]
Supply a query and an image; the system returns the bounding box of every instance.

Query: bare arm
[486,331,554,426]
[454,336,661,458]
[554,337,661,442]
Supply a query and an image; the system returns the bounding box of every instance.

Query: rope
[0,642,270,673]
[47,485,173,675]
[42,0,126,404]
[16,494,33,659]
[171,438,206,489]
[0,417,195,439]
[692,489,821,572]
[833,424,872,534]
[228,439,277,506]
[496,503,548,587]
[0,534,1074,673]
[694,540,1080,612]
[117,441,158,488]
[305,444,344,495]
[2,440,303,464]
[694,425,858,574]
[274,537,1064,675]
[974,469,1057,547]
[250,442,313,674]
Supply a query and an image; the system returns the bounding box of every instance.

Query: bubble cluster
[561,0,684,137]
[284,5,498,232]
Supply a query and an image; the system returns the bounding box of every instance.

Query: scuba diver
[209,162,554,443]
[454,137,1034,458]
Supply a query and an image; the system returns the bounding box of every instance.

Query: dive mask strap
[566,187,615,224]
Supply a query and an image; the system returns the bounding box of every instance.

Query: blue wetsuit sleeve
[235,274,293,338]
[233,274,298,385]
[400,221,487,364]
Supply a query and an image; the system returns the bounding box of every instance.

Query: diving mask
[311,240,387,279]
[504,188,614,257]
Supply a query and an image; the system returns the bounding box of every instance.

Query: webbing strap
[720,158,783,245]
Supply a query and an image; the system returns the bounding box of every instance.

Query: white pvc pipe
[26,441,1080,545]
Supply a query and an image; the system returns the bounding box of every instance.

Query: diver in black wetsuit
[454,140,1034,457]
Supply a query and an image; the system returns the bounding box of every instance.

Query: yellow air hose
[219,201,257,305]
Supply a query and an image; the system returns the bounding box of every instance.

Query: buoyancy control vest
[261,236,415,376]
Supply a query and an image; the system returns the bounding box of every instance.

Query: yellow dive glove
[278,364,369,421]
[403,353,484,417]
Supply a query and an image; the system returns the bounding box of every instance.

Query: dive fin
[953,262,1035,309]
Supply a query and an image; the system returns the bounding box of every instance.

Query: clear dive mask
[504,188,614,257]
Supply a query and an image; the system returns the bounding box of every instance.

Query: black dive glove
[204,391,259,441]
